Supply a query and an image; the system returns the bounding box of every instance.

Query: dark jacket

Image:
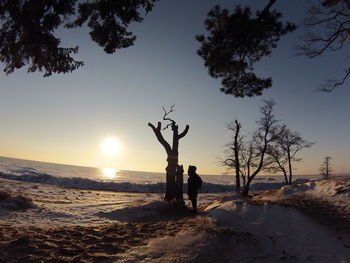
[187,173,202,197]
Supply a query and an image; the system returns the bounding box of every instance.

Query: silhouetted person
[175,165,185,205]
[187,165,202,212]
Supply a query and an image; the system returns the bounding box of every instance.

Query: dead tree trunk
[148,117,189,202]
[175,165,185,204]
[287,150,293,185]
[233,120,241,194]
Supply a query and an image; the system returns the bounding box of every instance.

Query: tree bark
[148,121,189,202]
[283,170,288,185]
[164,153,177,201]
[234,120,241,193]
[242,176,254,196]
[241,181,250,196]
[175,165,184,204]
[287,150,292,185]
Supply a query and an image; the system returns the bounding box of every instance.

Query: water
[0,156,327,193]
[0,156,237,192]
[0,156,232,184]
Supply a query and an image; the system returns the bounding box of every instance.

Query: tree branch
[148,122,172,154]
[178,125,190,139]
[261,0,278,16]
[162,105,175,130]
[320,68,350,92]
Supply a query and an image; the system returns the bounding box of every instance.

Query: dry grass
[14,195,33,209]
[0,190,33,209]
[0,190,11,201]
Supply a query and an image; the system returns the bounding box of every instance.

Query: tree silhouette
[222,99,280,196]
[222,120,242,193]
[267,126,314,185]
[196,0,295,97]
[197,0,349,94]
[297,0,350,91]
[148,106,189,202]
[319,156,333,179]
[0,0,158,76]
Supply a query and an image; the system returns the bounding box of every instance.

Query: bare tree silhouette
[267,126,314,185]
[319,156,333,179]
[297,0,350,91]
[148,106,189,202]
[222,120,243,193]
[222,99,280,196]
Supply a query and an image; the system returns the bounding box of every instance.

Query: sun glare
[102,168,117,179]
[101,137,121,155]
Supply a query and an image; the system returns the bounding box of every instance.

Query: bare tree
[297,0,350,91]
[222,120,243,193]
[319,156,333,179]
[148,106,189,202]
[241,101,280,196]
[266,143,289,184]
[267,126,314,185]
[222,99,279,196]
[239,138,262,194]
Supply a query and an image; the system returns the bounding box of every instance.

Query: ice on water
[0,156,323,193]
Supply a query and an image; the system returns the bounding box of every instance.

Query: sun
[101,137,122,155]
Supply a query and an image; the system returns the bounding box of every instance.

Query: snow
[255,178,350,216]
[0,179,164,227]
[118,230,209,262]
[1,177,350,262]
[206,197,350,262]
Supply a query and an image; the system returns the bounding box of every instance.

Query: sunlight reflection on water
[101,168,118,179]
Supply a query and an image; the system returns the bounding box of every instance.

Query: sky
[0,0,349,175]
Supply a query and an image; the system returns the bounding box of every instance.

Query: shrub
[0,190,11,201]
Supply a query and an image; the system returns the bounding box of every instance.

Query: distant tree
[148,106,189,202]
[222,99,280,195]
[267,126,314,185]
[0,0,158,76]
[319,156,333,179]
[297,0,350,91]
[222,120,243,193]
[196,0,296,97]
[235,138,262,195]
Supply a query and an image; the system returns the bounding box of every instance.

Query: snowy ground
[0,178,219,227]
[0,177,349,262]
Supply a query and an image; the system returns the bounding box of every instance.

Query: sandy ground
[1,178,350,262]
[0,210,216,262]
[0,179,223,262]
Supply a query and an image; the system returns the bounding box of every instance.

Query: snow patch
[205,198,350,262]
[96,201,166,222]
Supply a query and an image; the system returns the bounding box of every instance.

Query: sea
[0,156,326,193]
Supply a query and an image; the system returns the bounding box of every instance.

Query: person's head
[188,165,197,175]
[177,164,184,173]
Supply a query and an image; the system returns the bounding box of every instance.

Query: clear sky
[0,0,349,175]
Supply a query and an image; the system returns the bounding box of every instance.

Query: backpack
[196,175,203,189]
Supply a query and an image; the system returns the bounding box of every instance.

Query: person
[187,165,202,212]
